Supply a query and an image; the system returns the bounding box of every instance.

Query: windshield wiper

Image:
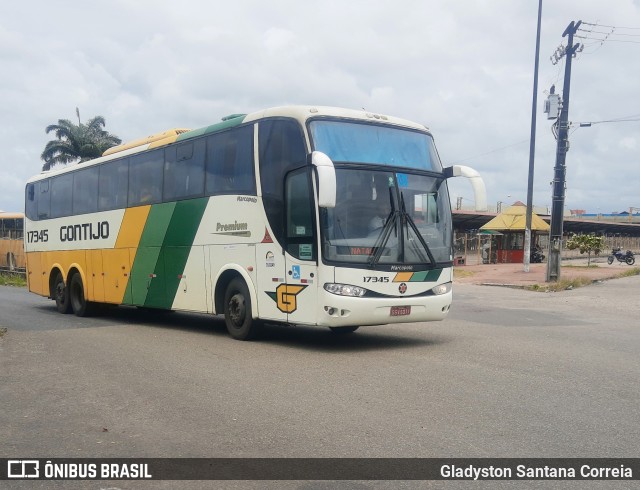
[400,192,436,265]
[368,186,398,268]
[368,191,436,268]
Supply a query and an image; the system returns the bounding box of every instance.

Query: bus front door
[284,254,317,326]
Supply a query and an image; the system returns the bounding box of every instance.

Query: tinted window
[25,184,37,220]
[258,119,307,246]
[37,180,51,220]
[73,166,99,215]
[51,173,73,218]
[129,149,163,206]
[285,168,315,260]
[205,125,255,195]
[259,119,306,199]
[99,159,129,211]
[164,139,206,200]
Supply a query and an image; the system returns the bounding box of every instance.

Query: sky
[1,0,639,215]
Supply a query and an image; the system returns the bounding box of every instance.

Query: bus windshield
[309,120,443,172]
[320,169,452,267]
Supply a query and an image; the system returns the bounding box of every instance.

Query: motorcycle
[607,248,635,266]
[530,247,545,263]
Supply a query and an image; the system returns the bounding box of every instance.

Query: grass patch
[562,264,600,269]
[0,327,7,337]
[615,267,640,278]
[0,272,27,287]
[526,276,594,292]
[527,267,640,292]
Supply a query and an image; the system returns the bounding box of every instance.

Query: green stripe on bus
[126,198,209,308]
[176,115,247,141]
[160,198,209,307]
[128,202,176,306]
[409,269,442,282]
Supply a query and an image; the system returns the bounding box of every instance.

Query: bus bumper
[316,290,452,327]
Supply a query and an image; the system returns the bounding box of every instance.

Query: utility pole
[524,0,542,273]
[546,20,582,282]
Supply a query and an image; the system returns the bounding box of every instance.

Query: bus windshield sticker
[396,173,409,188]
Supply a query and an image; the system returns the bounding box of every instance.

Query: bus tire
[223,278,258,340]
[69,273,92,317]
[329,326,359,334]
[53,271,71,314]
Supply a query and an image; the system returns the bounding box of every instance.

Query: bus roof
[27,106,431,184]
[243,105,429,132]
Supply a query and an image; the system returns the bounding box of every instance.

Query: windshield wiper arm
[400,192,437,266]
[368,211,399,268]
[368,187,398,268]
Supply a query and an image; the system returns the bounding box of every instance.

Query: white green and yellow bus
[0,211,25,271]
[25,106,486,339]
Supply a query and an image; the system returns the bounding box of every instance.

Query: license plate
[390,305,411,316]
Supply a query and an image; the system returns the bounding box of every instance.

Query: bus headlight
[324,283,367,297]
[431,282,452,295]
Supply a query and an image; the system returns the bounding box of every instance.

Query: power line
[575,21,640,47]
[580,30,640,37]
[576,35,640,44]
[582,21,640,30]
[574,117,640,126]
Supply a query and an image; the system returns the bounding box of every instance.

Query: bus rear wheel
[69,273,92,317]
[53,271,71,314]
[223,278,258,340]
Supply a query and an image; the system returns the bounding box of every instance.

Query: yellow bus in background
[0,211,25,271]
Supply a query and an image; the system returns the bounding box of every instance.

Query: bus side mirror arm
[310,151,337,208]
[444,165,488,212]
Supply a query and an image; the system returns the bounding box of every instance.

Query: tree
[565,233,605,266]
[41,111,121,170]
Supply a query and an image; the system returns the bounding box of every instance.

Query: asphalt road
[1,277,639,489]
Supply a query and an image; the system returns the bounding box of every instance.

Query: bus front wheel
[223,278,258,340]
[69,273,92,317]
[53,272,71,314]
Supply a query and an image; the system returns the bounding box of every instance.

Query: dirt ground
[453,257,637,287]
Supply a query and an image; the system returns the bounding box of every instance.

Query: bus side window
[258,119,307,247]
[16,216,23,239]
[73,167,99,215]
[26,184,37,221]
[38,180,51,220]
[99,159,129,211]
[205,125,255,196]
[164,139,205,201]
[129,149,163,206]
[50,173,73,218]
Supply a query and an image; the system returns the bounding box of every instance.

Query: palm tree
[41,112,122,170]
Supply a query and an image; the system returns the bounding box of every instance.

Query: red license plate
[390,305,411,316]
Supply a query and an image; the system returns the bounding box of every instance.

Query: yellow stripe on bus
[97,205,152,304]
[393,272,413,282]
[115,205,151,248]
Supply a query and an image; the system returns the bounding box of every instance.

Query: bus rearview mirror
[311,151,337,208]
[443,165,488,212]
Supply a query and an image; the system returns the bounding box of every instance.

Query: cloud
[1,0,640,214]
